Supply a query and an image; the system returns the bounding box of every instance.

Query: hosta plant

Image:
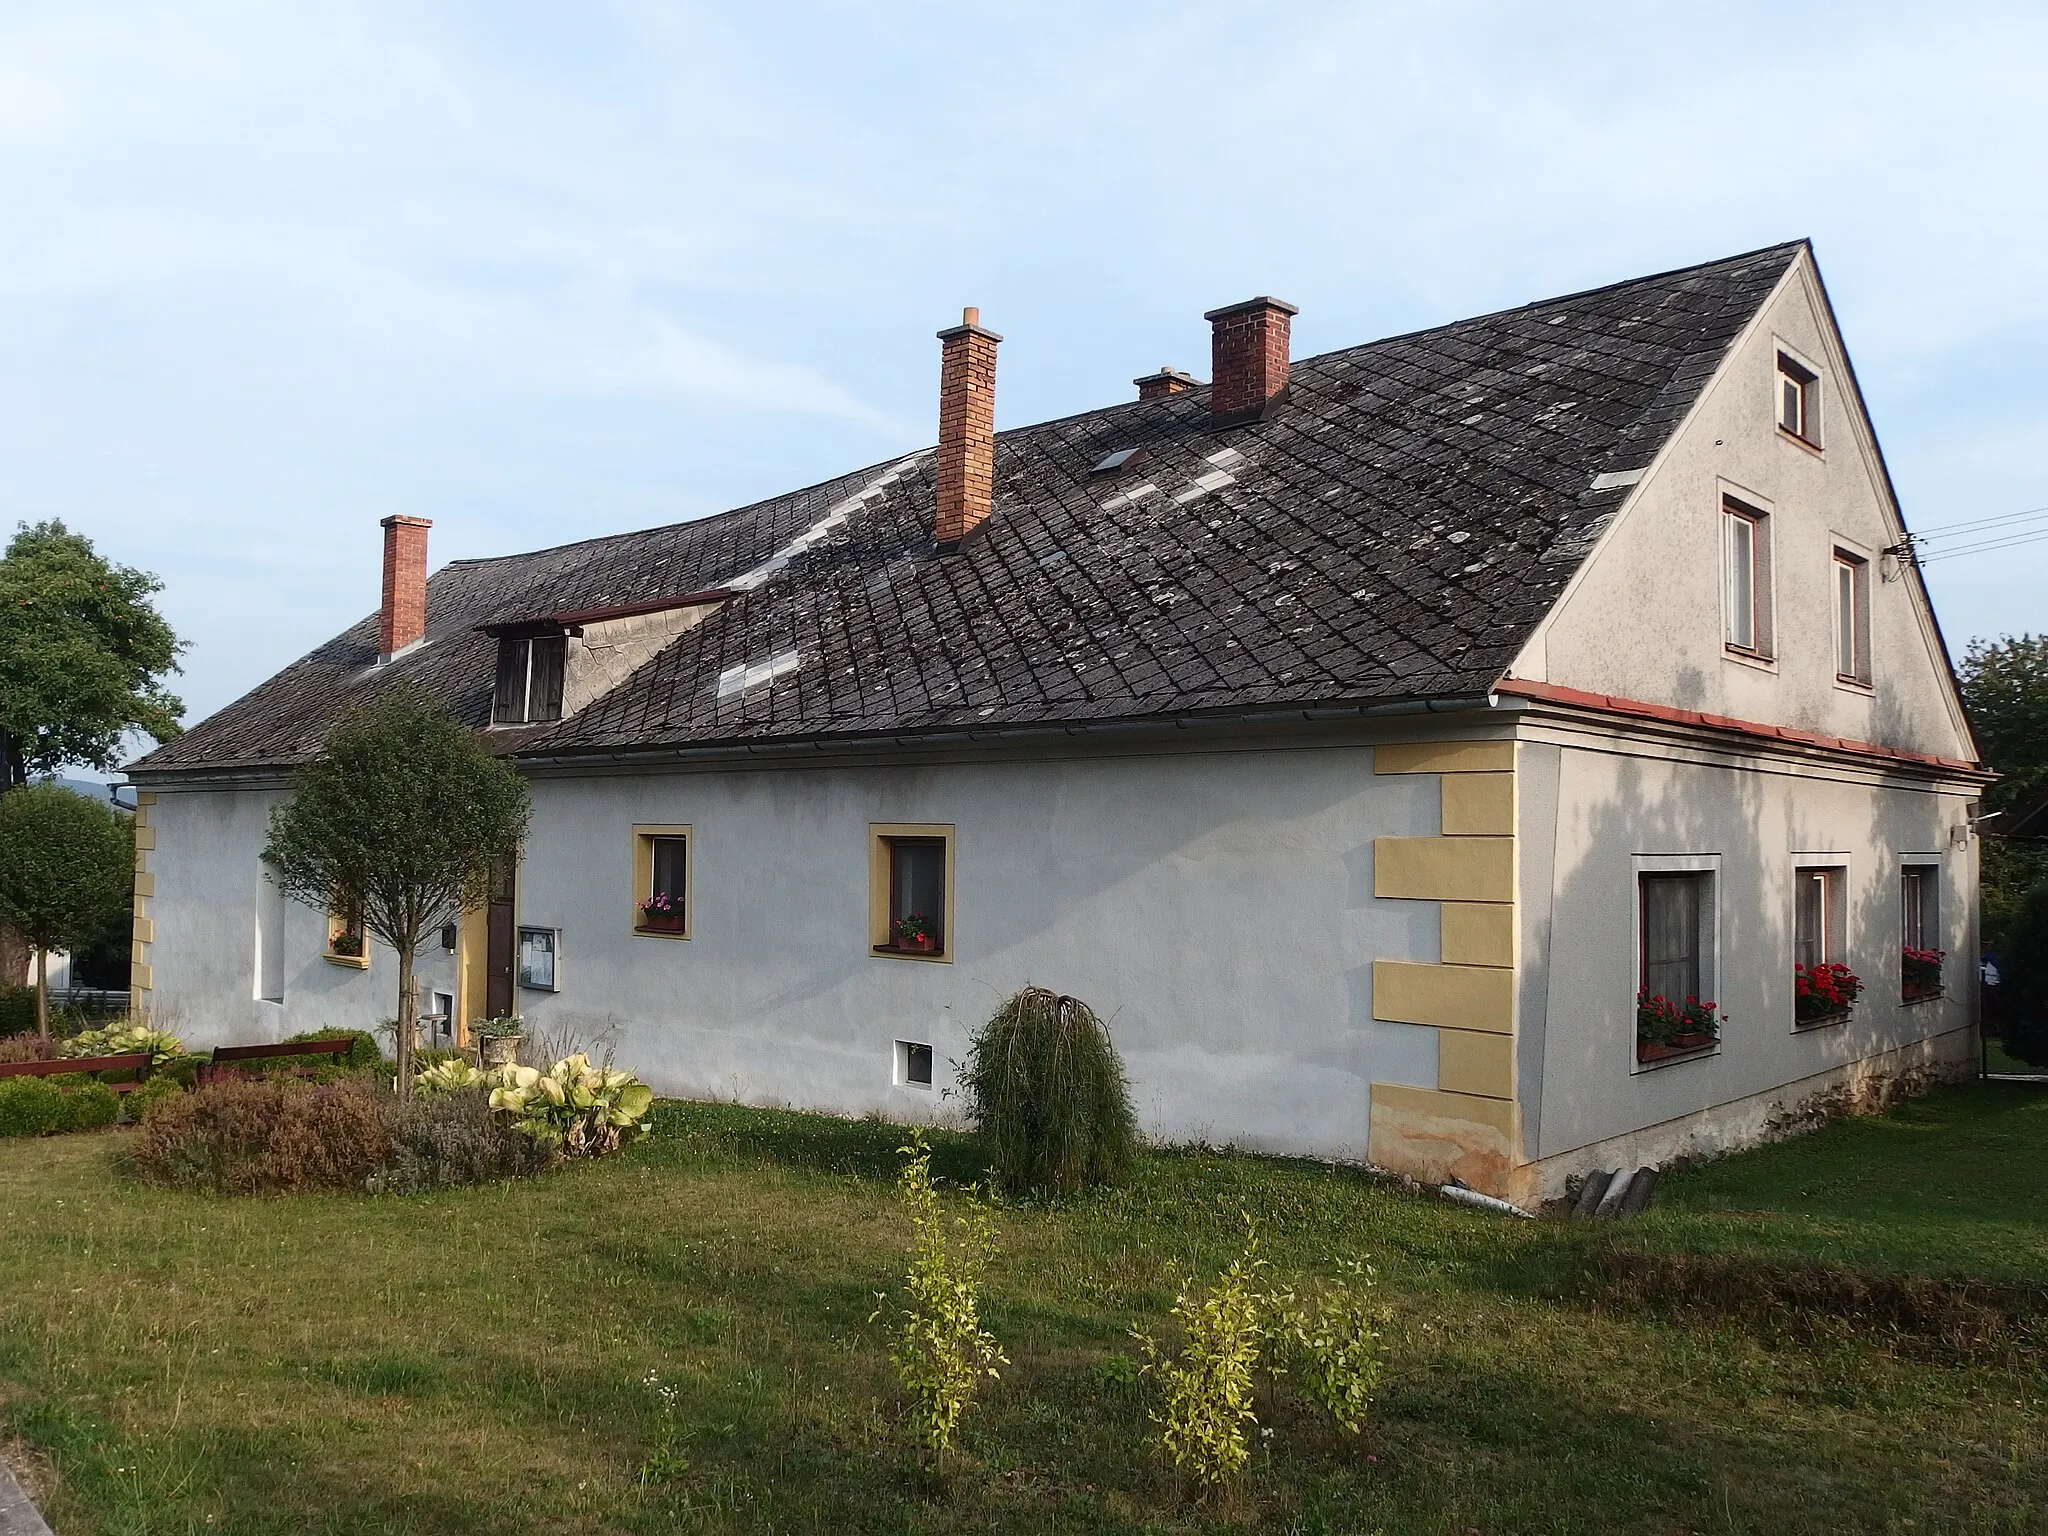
[487,1053,653,1156]
[62,1024,186,1066]
[415,1057,488,1095]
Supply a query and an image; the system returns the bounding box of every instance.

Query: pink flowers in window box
[1636,990,1724,1063]
[1901,946,1944,1002]
[637,892,686,933]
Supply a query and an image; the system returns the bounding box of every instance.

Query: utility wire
[1917,527,2048,564]
[1908,504,2048,540]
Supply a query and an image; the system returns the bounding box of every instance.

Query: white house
[128,242,1989,1205]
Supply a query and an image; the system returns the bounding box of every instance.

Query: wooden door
[485,857,517,1021]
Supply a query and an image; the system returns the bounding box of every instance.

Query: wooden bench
[201,1038,358,1084]
[0,1054,154,1093]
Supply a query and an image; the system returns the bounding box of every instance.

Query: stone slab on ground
[0,1461,53,1536]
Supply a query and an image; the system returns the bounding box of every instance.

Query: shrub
[1267,1260,1387,1436]
[0,1031,58,1064]
[125,1074,187,1124]
[0,1076,119,1136]
[281,1028,386,1072]
[487,1054,653,1157]
[130,1078,390,1194]
[0,987,34,1037]
[2002,879,2048,1067]
[129,1075,556,1194]
[1133,1232,1267,1491]
[958,986,1137,1196]
[370,1088,551,1194]
[870,1132,1006,1460]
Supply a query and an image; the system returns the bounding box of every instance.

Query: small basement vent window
[717,649,801,699]
[493,635,566,725]
[896,1040,934,1088]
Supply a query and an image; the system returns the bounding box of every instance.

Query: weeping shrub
[959,986,1137,1196]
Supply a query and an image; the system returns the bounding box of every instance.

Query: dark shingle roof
[133,242,1803,776]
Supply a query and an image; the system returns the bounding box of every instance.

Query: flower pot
[1672,1031,1717,1050]
[638,910,687,934]
[901,933,937,953]
[479,1035,523,1070]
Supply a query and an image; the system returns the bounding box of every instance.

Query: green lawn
[0,1086,2043,1535]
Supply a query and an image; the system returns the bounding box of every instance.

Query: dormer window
[493,634,565,725]
[1776,351,1819,445]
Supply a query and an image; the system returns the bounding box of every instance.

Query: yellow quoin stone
[1372,959,1513,1032]
[1367,1082,1523,1195]
[1437,1028,1515,1100]
[1374,740,1514,775]
[1441,772,1515,836]
[1440,901,1514,967]
[1374,836,1514,902]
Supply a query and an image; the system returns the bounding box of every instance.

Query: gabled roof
[132,242,1805,777]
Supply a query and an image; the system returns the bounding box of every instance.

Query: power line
[1909,504,2048,540]
[1917,527,2048,564]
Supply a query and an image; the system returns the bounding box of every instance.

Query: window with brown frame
[492,634,566,725]
[869,824,953,960]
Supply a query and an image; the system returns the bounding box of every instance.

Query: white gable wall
[1512,252,1972,762]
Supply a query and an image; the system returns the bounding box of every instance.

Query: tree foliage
[263,690,529,1092]
[0,520,184,786]
[1958,635,2048,955]
[0,784,135,1038]
[959,986,1138,1196]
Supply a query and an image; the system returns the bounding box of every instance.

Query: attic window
[716,649,801,699]
[1091,448,1144,474]
[1776,352,1820,445]
[493,635,565,725]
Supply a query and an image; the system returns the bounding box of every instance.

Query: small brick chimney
[1204,297,1298,424]
[378,514,432,659]
[935,306,1001,551]
[1134,366,1200,401]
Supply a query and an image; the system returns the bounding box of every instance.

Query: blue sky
[1,1,2043,748]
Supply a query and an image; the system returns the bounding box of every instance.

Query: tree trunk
[395,939,416,1095]
[0,922,27,990]
[35,945,49,1044]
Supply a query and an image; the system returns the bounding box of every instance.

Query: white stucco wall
[1516,254,1973,762]
[1519,725,1978,1168]
[143,735,1452,1160]
[142,786,458,1049]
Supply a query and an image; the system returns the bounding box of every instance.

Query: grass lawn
[0,1086,2043,1535]
[1985,1038,2043,1077]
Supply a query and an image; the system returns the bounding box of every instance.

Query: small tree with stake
[0,784,135,1041]
[264,689,529,1092]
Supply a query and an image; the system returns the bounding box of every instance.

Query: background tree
[1957,634,2048,952]
[0,784,136,1040]
[0,520,183,986]
[263,689,529,1091]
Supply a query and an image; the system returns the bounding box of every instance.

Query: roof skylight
[716,649,801,699]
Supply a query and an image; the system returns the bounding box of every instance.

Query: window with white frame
[1794,864,1855,1026]
[1777,352,1819,445]
[1901,863,1942,1001]
[517,926,559,991]
[1634,856,1720,1066]
[1833,549,1871,685]
[1723,500,1772,657]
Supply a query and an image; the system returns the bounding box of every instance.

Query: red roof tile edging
[1495,679,1984,776]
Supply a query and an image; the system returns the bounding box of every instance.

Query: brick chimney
[1134,366,1200,401]
[935,306,1001,551]
[1204,297,1298,424]
[378,514,432,659]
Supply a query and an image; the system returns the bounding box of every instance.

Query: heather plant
[124,1073,186,1124]
[371,1087,551,1193]
[870,1131,1007,1460]
[959,985,1137,1196]
[1132,1231,1268,1491]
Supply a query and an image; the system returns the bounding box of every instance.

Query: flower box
[637,910,688,935]
[1901,946,1944,1003]
[322,949,370,970]
[1795,962,1862,1025]
[1637,1037,1716,1065]
[1635,990,1723,1065]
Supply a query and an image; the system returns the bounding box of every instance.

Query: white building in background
[128,242,1988,1205]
